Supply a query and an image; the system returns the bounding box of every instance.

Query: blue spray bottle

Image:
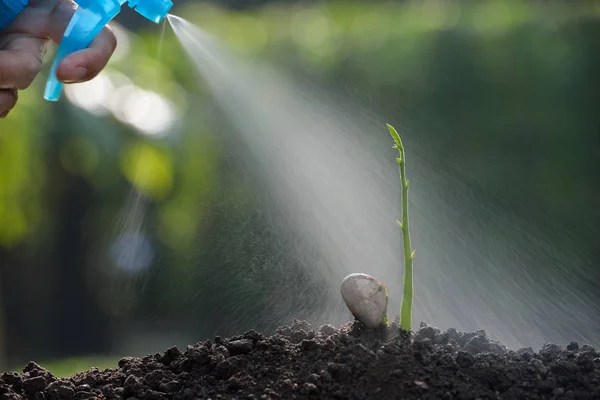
[0,0,172,101]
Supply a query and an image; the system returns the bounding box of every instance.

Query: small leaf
[387,123,402,146]
[396,157,403,164]
[406,179,410,188]
[411,249,416,259]
[397,220,403,229]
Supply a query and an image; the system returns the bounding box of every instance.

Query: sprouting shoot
[388,123,415,332]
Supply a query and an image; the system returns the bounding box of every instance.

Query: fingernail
[63,67,88,83]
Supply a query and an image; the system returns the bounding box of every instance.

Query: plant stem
[387,124,415,332]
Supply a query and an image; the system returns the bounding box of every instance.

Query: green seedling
[387,123,416,332]
[381,283,389,327]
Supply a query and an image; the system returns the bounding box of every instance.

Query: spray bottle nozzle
[127,0,172,23]
[42,0,172,102]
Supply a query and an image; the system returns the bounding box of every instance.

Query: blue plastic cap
[128,0,172,24]
[0,0,28,30]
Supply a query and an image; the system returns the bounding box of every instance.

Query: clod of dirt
[340,273,388,329]
[1,320,599,399]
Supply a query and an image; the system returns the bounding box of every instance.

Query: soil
[1,319,599,400]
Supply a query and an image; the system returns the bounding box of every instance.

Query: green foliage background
[1,0,599,370]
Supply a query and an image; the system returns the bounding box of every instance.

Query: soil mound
[1,320,598,399]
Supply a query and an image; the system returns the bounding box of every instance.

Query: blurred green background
[1,0,599,375]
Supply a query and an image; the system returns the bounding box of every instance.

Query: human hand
[0,0,117,118]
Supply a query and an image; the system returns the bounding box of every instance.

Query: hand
[0,0,117,118]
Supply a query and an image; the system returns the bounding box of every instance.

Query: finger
[0,89,18,118]
[44,0,77,41]
[56,25,116,83]
[1,0,71,39]
[0,35,46,89]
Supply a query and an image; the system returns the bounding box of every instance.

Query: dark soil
[1,319,599,399]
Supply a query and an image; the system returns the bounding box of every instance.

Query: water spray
[0,0,172,101]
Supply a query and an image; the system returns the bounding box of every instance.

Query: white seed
[340,273,387,329]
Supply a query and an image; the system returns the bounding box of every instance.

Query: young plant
[387,123,415,332]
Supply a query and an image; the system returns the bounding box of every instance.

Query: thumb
[55,25,117,84]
